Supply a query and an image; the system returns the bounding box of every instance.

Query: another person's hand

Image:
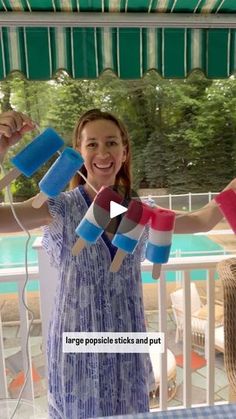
[0,111,35,155]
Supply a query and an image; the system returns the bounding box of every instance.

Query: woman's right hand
[0,111,36,155]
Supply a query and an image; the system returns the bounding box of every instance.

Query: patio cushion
[215,326,224,351]
[149,347,176,385]
[193,304,224,324]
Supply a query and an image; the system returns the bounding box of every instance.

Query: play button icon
[110,201,127,219]
[93,184,142,234]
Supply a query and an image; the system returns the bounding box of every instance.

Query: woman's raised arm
[174,178,236,234]
[0,198,52,233]
[0,111,52,233]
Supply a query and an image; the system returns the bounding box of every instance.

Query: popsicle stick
[0,167,21,191]
[152,263,162,280]
[32,192,48,208]
[110,249,127,273]
[72,238,87,256]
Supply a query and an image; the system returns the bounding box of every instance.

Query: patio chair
[149,347,177,408]
[217,257,236,402]
[170,282,224,353]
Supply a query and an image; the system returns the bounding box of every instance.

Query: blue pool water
[0,234,38,293]
[0,235,38,269]
[0,234,223,293]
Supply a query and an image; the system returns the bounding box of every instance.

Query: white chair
[149,347,177,408]
[217,258,236,401]
[170,283,224,353]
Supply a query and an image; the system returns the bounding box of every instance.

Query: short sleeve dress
[42,186,152,419]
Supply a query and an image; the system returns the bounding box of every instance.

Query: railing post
[32,239,58,380]
[0,313,8,398]
[183,272,192,407]
[158,271,168,410]
[169,194,172,210]
[188,192,192,212]
[18,281,34,400]
[206,269,215,405]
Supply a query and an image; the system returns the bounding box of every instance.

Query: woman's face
[77,119,127,188]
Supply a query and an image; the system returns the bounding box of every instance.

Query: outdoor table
[102,403,236,419]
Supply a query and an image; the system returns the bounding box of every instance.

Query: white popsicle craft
[146,208,176,279]
[110,200,153,272]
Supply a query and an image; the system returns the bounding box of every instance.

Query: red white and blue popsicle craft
[146,208,176,279]
[72,186,123,255]
[110,200,153,272]
[214,189,236,233]
[0,128,64,191]
[32,147,84,208]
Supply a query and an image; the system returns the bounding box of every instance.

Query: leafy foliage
[0,71,235,199]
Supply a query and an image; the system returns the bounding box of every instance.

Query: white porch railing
[0,238,233,413]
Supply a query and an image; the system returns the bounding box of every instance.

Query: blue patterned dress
[42,186,151,419]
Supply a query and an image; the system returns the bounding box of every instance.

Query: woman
[0,110,235,418]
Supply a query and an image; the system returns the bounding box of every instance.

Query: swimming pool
[0,233,224,292]
[0,235,38,269]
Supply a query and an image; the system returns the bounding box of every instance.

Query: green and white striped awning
[0,1,236,80]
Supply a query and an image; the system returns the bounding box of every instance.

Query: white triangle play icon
[110,201,127,219]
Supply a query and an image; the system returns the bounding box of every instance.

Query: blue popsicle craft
[32,147,84,208]
[0,128,64,191]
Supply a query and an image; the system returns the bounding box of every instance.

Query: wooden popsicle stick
[72,238,87,256]
[109,249,127,273]
[152,263,162,280]
[32,191,48,208]
[0,167,21,191]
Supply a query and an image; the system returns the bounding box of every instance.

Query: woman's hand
[0,111,36,155]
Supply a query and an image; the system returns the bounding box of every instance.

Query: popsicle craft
[110,200,153,272]
[146,208,176,279]
[214,189,236,233]
[0,128,64,191]
[72,186,123,256]
[32,147,84,208]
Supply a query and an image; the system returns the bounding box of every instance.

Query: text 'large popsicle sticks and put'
[32,148,84,208]
[110,200,153,272]
[146,208,176,280]
[72,186,123,256]
[0,128,64,192]
[214,188,236,234]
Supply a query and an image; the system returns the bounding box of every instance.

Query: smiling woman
[78,119,126,191]
[70,108,132,200]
